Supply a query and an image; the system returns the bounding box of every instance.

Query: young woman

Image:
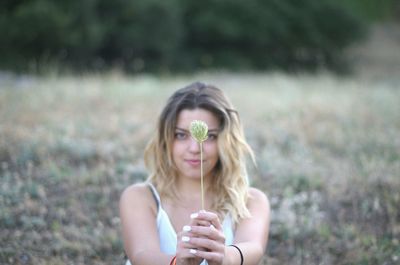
[120,82,270,265]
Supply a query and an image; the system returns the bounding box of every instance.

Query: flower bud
[189,120,208,143]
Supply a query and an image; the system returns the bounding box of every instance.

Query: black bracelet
[229,244,244,265]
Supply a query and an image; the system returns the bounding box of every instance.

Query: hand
[176,212,211,265]
[179,211,226,265]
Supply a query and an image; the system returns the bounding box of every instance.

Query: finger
[176,247,204,262]
[189,248,224,264]
[178,232,208,252]
[177,230,197,247]
[180,239,197,250]
[189,219,211,227]
[187,236,225,253]
[189,225,226,242]
[191,211,223,230]
[176,240,200,259]
[176,229,205,263]
[189,213,212,227]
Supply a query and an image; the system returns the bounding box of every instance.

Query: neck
[175,177,213,210]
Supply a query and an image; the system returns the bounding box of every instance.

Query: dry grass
[1,68,399,265]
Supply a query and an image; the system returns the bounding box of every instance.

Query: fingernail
[190,213,198,219]
[210,224,215,229]
[182,236,190,242]
[190,249,197,254]
[183,225,191,232]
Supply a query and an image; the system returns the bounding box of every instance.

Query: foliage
[0,0,367,73]
[334,0,399,21]
[182,0,366,72]
[0,0,182,72]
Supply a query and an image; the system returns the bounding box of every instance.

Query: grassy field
[1,69,399,265]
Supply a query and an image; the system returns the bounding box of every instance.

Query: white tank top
[125,183,234,265]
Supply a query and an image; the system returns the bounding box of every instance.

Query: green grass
[0,71,399,264]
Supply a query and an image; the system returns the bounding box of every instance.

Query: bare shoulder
[248,187,270,211]
[120,182,151,198]
[119,182,157,213]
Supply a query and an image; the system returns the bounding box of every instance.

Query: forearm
[127,250,174,265]
[223,242,264,265]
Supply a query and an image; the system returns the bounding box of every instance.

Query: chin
[186,173,202,179]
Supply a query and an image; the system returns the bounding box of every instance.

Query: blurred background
[0,0,399,264]
[0,0,398,74]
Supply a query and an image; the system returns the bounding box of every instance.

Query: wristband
[229,245,243,265]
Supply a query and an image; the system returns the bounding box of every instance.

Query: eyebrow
[175,127,219,133]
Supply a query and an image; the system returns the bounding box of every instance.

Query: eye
[175,132,187,140]
[207,133,218,141]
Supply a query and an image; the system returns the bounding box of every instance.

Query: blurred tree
[334,0,398,21]
[0,0,71,69]
[0,0,375,73]
[180,0,366,72]
[95,0,182,72]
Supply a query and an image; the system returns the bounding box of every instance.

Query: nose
[188,137,200,153]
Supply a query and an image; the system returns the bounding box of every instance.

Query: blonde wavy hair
[144,82,255,224]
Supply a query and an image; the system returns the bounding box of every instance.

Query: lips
[185,159,203,166]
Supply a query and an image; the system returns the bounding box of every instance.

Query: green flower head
[189,120,208,143]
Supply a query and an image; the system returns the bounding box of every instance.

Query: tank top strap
[147,182,161,210]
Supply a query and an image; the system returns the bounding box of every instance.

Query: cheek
[204,143,219,158]
[171,143,180,158]
[172,141,186,157]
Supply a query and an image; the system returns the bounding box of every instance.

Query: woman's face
[172,108,220,181]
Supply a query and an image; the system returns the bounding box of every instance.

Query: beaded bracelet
[229,245,244,265]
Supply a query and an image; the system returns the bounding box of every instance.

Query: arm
[119,183,173,265]
[228,188,270,265]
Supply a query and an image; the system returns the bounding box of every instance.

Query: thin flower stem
[200,142,204,210]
